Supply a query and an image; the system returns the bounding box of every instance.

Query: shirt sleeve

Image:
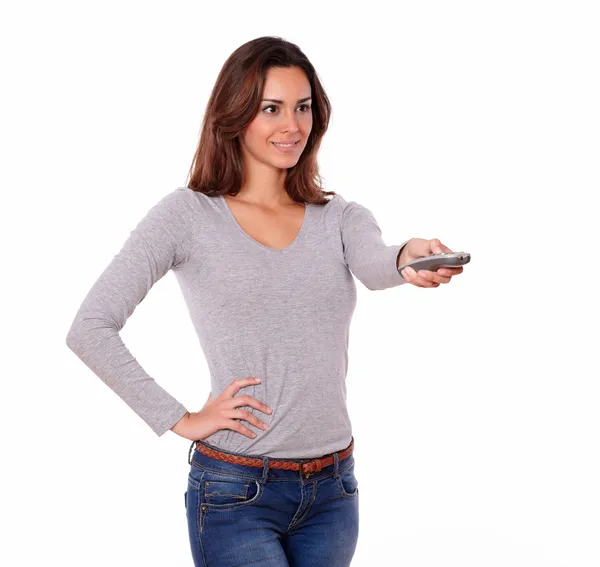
[338,196,409,291]
[65,187,197,437]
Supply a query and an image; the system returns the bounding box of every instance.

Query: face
[240,66,313,170]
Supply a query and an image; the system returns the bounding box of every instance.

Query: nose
[279,108,300,133]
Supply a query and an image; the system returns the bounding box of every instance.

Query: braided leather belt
[193,436,354,478]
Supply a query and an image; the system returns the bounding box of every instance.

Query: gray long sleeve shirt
[65,187,407,458]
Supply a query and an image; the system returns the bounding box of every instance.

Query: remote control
[397,251,471,276]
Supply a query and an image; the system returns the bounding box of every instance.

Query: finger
[402,267,439,288]
[436,268,454,283]
[228,420,258,439]
[430,239,453,255]
[437,266,463,277]
[222,377,261,398]
[403,266,431,286]
[418,270,450,285]
[224,395,272,415]
[429,239,444,255]
[224,409,269,430]
[401,266,416,281]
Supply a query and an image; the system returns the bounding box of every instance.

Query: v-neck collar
[219,195,311,255]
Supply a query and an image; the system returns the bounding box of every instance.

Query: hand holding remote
[397,238,469,288]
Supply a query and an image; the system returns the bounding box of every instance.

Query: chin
[267,155,299,164]
[275,159,300,169]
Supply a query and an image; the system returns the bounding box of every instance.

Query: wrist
[397,239,411,269]
[170,411,192,438]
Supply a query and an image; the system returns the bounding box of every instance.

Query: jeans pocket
[337,466,359,498]
[201,472,264,510]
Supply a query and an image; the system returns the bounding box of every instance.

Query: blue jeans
[184,438,360,566]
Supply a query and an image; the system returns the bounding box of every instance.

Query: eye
[262,104,312,114]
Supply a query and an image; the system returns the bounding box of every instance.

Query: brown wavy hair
[185,36,336,206]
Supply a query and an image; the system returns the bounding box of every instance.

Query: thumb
[429,238,446,255]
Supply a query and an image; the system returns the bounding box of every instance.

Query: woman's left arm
[339,197,462,290]
[339,198,409,290]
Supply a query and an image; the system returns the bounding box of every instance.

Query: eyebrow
[261,96,312,104]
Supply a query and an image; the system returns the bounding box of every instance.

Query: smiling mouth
[271,141,300,146]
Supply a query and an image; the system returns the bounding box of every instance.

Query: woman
[66,36,463,567]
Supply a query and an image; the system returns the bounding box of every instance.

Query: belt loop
[333,451,340,478]
[260,456,270,484]
[188,439,198,465]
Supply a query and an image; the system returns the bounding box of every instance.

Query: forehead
[263,66,311,98]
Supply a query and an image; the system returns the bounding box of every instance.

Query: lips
[271,140,300,153]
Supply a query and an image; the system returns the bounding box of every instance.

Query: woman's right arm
[65,187,197,437]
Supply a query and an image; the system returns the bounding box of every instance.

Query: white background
[1,1,598,566]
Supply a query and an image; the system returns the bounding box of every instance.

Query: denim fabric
[184,439,359,566]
